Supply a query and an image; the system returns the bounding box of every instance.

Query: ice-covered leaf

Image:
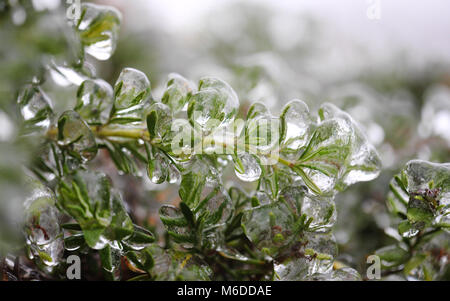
[17,84,54,134]
[179,159,233,225]
[23,177,64,268]
[125,248,154,275]
[146,102,172,140]
[234,152,261,182]
[389,160,450,231]
[57,110,97,162]
[274,233,337,280]
[280,186,336,233]
[123,225,155,251]
[167,164,181,184]
[161,73,196,113]
[242,200,295,257]
[159,205,193,244]
[76,3,122,60]
[318,103,382,189]
[188,77,239,133]
[75,79,114,125]
[102,191,134,242]
[114,67,151,110]
[280,99,313,152]
[247,102,269,120]
[110,68,151,126]
[295,103,381,195]
[387,171,409,217]
[99,244,122,280]
[48,60,95,87]
[57,171,112,249]
[398,220,421,238]
[135,246,212,280]
[147,151,169,184]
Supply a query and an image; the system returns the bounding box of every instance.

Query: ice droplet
[48,60,95,87]
[57,110,98,161]
[17,84,54,134]
[146,102,172,140]
[305,267,362,281]
[319,103,382,189]
[168,164,181,184]
[147,152,168,184]
[114,67,151,110]
[75,79,113,125]
[247,102,269,120]
[162,73,196,113]
[234,152,261,182]
[76,3,122,60]
[24,177,64,267]
[188,77,239,133]
[281,99,313,151]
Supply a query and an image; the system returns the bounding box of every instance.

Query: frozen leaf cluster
[379,160,450,280]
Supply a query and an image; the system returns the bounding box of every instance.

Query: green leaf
[407,197,434,224]
[126,248,154,273]
[64,234,85,251]
[180,202,196,228]
[146,110,157,138]
[62,223,82,231]
[102,192,134,241]
[83,228,106,248]
[291,166,322,195]
[146,103,172,140]
[404,253,427,276]
[125,226,155,249]
[375,245,409,268]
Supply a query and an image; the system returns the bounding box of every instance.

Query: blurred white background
[109,0,450,65]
